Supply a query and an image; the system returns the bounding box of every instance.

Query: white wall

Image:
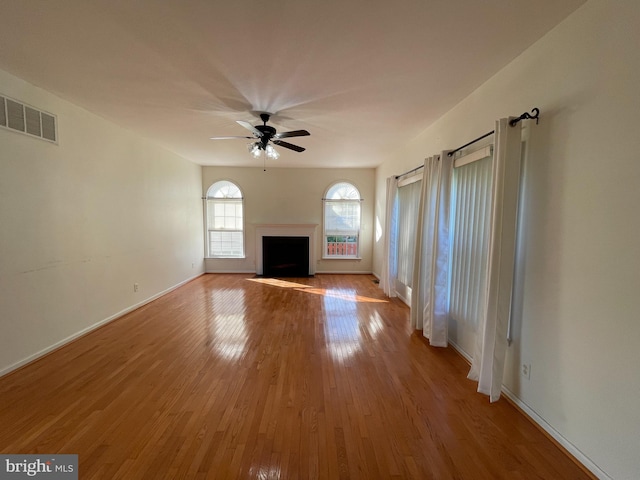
[374,0,640,478]
[202,166,375,274]
[0,69,204,376]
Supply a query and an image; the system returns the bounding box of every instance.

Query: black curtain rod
[395,164,424,179]
[447,130,494,158]
[447,107,540,157]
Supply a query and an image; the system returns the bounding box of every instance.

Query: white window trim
[205,181,246,259]
[322,182,362,260]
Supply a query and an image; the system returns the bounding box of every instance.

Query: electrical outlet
[522,363,531,380]
[133,283,139,292]
[191,262,195,268]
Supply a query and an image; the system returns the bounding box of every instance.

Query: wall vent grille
[0,97,6,127]
[0,94,57,143]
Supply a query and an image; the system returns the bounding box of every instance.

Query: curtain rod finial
[510,107,540,126]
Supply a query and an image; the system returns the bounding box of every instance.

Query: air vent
[25,106,41,136]
[41,113,56,141]
[0,97,6,127]
[7,99,25,132]
[0,93,57,143]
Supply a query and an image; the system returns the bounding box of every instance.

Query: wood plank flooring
[0,274,592,479]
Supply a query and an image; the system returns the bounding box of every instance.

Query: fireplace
[262,236,309,277]
[255,224,317,276]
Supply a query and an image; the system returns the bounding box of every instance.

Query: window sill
[321,256,362,260]
[206,256,246,260]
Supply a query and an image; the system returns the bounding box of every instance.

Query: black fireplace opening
[262,236,310,277]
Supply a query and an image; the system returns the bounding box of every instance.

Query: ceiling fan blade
[236,120,263,137]
[275,129,311,139]
[273,140,306,152]
[209,136,254,140]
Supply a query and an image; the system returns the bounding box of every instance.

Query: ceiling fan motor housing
[255,124,276,148]
[256,113,274,147]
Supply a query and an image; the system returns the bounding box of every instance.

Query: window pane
[209,231,244,257]
[325,201,360,233]
[325,235,359,256]
[224,203,235,217]
[207,180,242,198]
[327,182,361,200]
[224,217,236,229]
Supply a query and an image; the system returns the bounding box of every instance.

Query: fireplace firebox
[262,236,310,277]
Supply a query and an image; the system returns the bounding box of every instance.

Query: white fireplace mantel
[255,224,318,275]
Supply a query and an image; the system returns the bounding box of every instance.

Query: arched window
[206,180,244,258]
[323,182,362,258]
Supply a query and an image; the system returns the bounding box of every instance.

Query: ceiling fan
[210,113,310,159]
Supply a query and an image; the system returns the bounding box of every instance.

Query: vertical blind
[449,154,492,330]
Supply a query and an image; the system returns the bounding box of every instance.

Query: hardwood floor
[0,274,592,479]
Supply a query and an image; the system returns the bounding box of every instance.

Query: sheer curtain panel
[410,153,453,347]
[380,176,398,297]
[395,179,422,304]
[468,118,523,402]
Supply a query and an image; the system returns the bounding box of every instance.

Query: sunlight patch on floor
[247,278,312,289]
[246,278,387,303]
[297,288,387,303]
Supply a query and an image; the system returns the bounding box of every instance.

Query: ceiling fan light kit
[247,142,262,158]
[247,141,280,160]
[265,144,279,159]
[211,113,310,163]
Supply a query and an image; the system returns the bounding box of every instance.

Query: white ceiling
[0,1,584,168]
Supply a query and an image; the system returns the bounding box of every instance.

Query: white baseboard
[314,270,373,275]
[501,387,610,480]
[448,340,473,363]
[448,341,607,479]
[204,270,374,275]
[0,272,204,378]
[205,269,256,274]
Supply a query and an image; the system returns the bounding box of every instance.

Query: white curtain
[410,153,453,347]
[395,179,422,304]
[468,118,523,402]
[380,176,398,297]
